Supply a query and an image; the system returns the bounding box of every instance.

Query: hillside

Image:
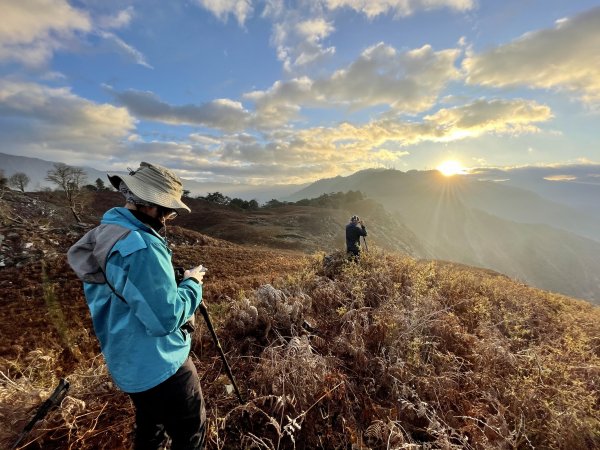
[56,189,427,258]
[289,169,600,303]
[0,189,599,449]
[175,196,429,258]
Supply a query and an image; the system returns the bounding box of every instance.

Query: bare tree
[8,172,30,192]
[46,163,88,223]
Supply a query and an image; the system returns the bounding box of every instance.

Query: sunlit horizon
[436,160,468,177]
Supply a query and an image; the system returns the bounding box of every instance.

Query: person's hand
[184,265,207,284]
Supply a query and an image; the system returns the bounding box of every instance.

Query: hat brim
[107,173,191,213]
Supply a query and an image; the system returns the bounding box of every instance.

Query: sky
[1,0,599,185]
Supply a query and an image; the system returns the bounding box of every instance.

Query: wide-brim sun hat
[107,162,191,213]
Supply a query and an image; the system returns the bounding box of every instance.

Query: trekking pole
[198,303,245,404]
[362,236,369,252]
[12,378,70,449]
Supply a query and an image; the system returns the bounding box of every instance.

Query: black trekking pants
[128,357,206,450]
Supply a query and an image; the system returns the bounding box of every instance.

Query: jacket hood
[67,208,153,283]
[67,224,130,283]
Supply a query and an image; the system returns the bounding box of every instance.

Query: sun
[436,160,467,177]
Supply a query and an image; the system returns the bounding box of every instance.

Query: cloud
[98,31,153,68]
[0,79,136,165]
[196,1,473,73]
[544,175,577,181]
[323,0,475,18]
[320,43,461,111]
[109,125,411,184]
[423,98,553,139]
[296,18,335,43]
[263,4,336,72]
[94,8,152,69]
[97,6,134,29]
[245,42,461,126]
[471,163,600,185]
[189,133,223,146]
[111,88,251,131]
[275,98,551,153]
[138,98,549,184]
[104,86,551,183]
[0,1,151,69]
[463,6,600,104]
[194,0,253,26]
[0,0,91,67]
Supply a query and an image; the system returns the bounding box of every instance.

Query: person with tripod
[346,215,367,260]
[67,162,207,450]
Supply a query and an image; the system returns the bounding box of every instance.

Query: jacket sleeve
[106,240,202,337]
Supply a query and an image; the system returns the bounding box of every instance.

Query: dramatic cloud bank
[0,80,135,164]
[246,43,462,126]
[0,1,150,69]
[111,97,550,184]
[0,0,91,67]
[464,6,600,103]
[111,89,250,132]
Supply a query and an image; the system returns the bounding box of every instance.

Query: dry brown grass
[213,249,600,449]
[0,351,132,450]
[1,190,599,449]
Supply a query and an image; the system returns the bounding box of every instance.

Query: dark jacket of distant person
[346,216,367,256]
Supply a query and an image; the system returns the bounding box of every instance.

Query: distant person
[346,215,367,259]
[67,162,207,450]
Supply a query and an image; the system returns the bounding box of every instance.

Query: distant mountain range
[0,153,307,202]
[468,165,600,221]
[289,169,600,303]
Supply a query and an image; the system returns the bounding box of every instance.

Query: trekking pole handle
[12,378,70,449]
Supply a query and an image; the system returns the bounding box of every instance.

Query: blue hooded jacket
[67,207,202,393]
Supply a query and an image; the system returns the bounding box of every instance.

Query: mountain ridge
[288,169,600,303]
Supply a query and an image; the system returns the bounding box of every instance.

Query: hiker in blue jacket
[346,215,367,259]
[68,162,206,450]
